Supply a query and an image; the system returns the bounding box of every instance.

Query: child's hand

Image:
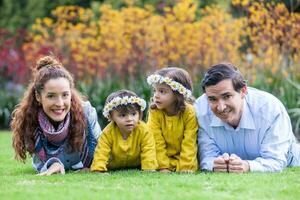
[92,170,110,175]
[37,162,65,176]
[143,169,157,172]
[180,170,194,174]
[159,168,171,173]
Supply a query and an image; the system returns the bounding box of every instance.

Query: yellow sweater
[91,121,157,172]
[147,103,198,172]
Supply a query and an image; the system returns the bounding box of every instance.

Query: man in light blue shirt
[195,63,300,173]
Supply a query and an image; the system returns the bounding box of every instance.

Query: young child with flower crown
[91,90,158,172]
[147,67,198,173]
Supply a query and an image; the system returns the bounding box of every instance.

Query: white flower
[147,74,192,99]
[103,96,147,119]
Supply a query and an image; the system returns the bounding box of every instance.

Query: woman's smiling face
[36,77,71,123]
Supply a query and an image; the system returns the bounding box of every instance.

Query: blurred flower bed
[0,0,299,136]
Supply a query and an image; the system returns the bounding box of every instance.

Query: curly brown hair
[11,55,87,162]
[149,67,194,114]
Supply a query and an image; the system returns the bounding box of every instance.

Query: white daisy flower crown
[147,74,192,98]
[103,96,147,119]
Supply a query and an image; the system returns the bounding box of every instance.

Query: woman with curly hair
[11,55,101,175]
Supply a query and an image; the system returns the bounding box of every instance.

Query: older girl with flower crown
[11,55,101,175]
[91,90,157,172]
[147,67,198,173]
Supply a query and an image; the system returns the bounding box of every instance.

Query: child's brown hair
[105,89,144,120]
[149,67,194,114]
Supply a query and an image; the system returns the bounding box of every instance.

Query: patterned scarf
[34,110,92,167]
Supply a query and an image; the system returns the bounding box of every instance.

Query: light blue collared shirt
[195,87,299,172]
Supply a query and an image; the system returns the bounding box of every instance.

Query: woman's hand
[38,162,65,176]
[74,168,90,173]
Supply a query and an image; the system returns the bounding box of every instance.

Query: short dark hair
[201,63,246,92]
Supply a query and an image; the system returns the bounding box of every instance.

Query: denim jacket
[32,101,101,173]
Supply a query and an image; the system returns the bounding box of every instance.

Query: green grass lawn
[1,131,299,200]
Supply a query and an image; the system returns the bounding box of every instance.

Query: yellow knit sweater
[91,121,158,171]
[147,103,198,172]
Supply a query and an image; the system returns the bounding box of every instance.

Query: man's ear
[241,86,247,98]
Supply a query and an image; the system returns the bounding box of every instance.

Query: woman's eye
[47,95,54,99]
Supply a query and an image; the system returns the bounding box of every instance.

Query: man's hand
[228,154,250,173]
[213,153,230,172]
[37,162,65,176]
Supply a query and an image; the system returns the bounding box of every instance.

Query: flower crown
[103,96,147,119]
[147,74,192,98]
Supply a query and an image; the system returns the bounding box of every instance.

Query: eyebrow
[47,90,70,93]
[155,85,169,90]
[46,92,56,95]
[221,92,231,96]
[207,92,231,99]
[46,91,70,96]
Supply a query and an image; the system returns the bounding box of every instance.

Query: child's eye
[160,90,165,94]
[131,112,136,116]
[118,113,126,117]
[63,93,70,98]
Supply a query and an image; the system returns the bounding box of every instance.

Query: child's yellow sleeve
[147,109,170,169]
[90,129,112,172]
[178,106,199,172]
[140,128,158,170]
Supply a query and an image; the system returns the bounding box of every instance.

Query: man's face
[205,79,247,128]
